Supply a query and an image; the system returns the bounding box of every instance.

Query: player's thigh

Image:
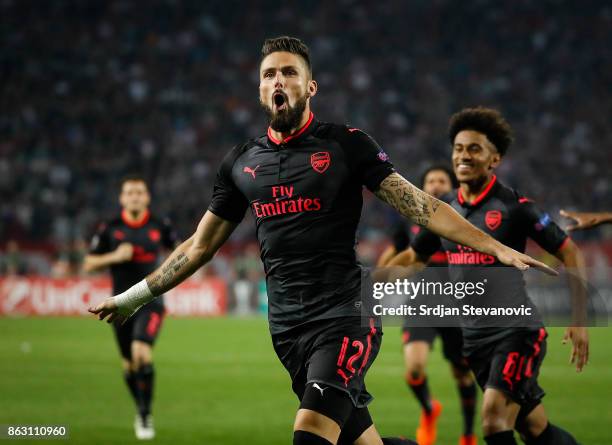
[294,408,342,444]
[402,327,435,374]
[403,341,430,374]
[131,340,153,365]
[112,319,134,362]
[307,317,382,408]
[353,424,383,445]
[130,306,165,366]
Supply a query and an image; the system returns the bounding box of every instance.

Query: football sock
[484,430,517,445]
[526,423,579,445]
[123,370,140,407]
[406,371,432,414]
[293,430,333,445]
[382,437,419,445]
[458,382,477,436]
[136,363,154,418]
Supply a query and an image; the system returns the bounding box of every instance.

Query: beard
[261,93,309,133]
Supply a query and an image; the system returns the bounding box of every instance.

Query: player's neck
[269,109,312,143]
[460,174,495,203]
[122,209,148,223]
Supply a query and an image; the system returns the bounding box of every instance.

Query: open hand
[495,246,558,276]
[563,326,589,372]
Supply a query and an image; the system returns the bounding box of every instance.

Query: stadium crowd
[1,0,611,276]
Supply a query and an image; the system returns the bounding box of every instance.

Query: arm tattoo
[148,252,190,294]
[375,173,441,227]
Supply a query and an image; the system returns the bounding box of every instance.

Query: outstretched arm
[559,210,612,231]
[554,239,589,372]
[89,211,238,323]
[374,173,557,275]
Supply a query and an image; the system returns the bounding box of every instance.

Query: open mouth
[273,91,287,111]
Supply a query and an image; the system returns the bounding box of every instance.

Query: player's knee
[294,410,339,444]
[131,341,153,368]
[451,367,473,386]
[295,383,354,442]
[121,359,132,372]
[405,363,426,382]
[481,401,512,435]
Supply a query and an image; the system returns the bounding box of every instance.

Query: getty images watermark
[360,267,610,328]
[370,278,537,318]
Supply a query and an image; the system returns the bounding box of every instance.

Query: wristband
[113,279,155,317]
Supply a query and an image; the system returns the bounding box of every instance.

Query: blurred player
[390,108,588,445]
[84,176,178,440]
[89,38,554,445]
[559,210,612,231]
[379,166,477,445]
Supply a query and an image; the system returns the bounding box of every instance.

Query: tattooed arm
[89,211,237,322]
[146,211,236,294]
[374,172,557,274]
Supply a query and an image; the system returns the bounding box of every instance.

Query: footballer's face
[423,170,453,198]
[119,180,150,214]
[452,130,501,183]
[259,51,317,132]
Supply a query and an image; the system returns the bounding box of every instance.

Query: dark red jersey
[208,114,395,334]
[411,176,568,352]
[89,209,179,304]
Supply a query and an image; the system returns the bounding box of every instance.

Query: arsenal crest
[311,152,331,173]
[149,229,161,242]
[485,210,502,231]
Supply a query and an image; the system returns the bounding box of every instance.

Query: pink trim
[558,236,571,251]
[267,112,314,145]
[121,209,150,228]
[458,175,497,206]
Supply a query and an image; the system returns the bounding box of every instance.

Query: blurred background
[1,2,611,444]
[1,0,611,310]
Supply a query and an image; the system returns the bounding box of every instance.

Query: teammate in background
[389,108,588,445]
[84,176,178,440]
[559,210,612,231]
[379,166,477,445]
[90,38,555,445]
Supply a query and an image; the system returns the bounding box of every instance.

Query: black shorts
[466,328,547,413]
[272,317,382,408]
[113,303,165,360]
[402,326,468,371]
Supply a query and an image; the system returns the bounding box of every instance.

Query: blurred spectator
[1,0,610,273]
[0,240,28,275]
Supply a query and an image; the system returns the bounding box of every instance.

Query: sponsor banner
[0,277,227,317]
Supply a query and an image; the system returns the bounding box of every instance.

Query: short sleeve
[343,127,395,191]
[161,217,180,249]
[208,146,249,223]
[519,198,569,254]
[410,226,442,261]
[89,223,111,254]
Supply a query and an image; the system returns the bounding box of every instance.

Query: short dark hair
[420,164,459,189]
[261,36,312,75]
[448,107,513,156]
[120,174,148,189]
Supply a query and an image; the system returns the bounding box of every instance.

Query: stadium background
[1,1,611,444]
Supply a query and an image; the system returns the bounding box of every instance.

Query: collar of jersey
[457,175,498,207]
[121,209,150,228]
[267,112,315,146]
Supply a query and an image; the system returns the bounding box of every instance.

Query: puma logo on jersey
[243,165,260,179]
[312,383,328,396]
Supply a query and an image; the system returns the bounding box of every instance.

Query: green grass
[0,317,610,444]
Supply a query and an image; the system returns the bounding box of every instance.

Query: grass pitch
[1,317,610,444]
